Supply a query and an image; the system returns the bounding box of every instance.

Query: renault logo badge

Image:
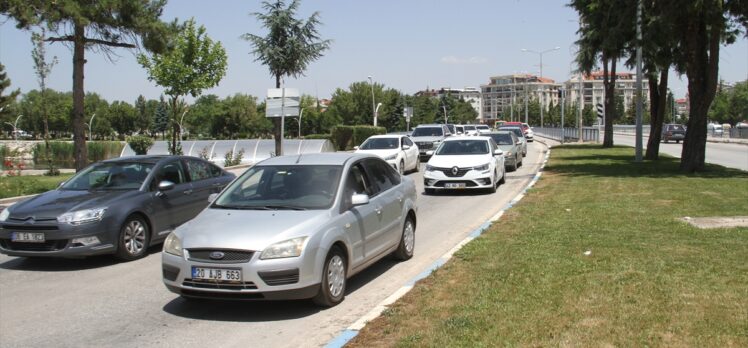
[209,251,225,260]
[451,166,459,175]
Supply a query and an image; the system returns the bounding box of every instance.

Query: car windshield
[477,125,490,130]
[489,133,514,145]
[412,127,443,137]
[446,124,455,133]
[464,125,477,131]
[500,127,524,138]
[61,162,153,191]
[360,137,399,150]
[214,165,343,210]
[435,140,489,155]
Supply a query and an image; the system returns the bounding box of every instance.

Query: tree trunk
[680,11,720,172]
[273,74,282,156]
[602,55,617,148]
[645,69,669,160]
[72,24,87,171]
[170,96,179,154]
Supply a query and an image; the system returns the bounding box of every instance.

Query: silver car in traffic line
[162,153,418,306]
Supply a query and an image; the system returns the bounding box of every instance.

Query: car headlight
[57,207,106,225]
[384,154,397,160]
[504,151,513,157]
[260,237,308,260]
[425,165,436,172]
[163,232,183,256]
[0,209,9,222]
[473,163,490,171]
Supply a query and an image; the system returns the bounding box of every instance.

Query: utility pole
[635,0,643,161]
[560,88,565,144]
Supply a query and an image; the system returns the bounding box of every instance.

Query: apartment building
[565,72,649,112]
[480,74,563,124]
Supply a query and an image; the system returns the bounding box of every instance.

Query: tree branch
[45,36,74,43]
[84,38,136,48]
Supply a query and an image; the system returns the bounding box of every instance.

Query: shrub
[330,125,355,151]
[353,125,387,147]
[33,141,125,166]
[303,134,331,140]
[127,136,154,155]
[224,148,245,167]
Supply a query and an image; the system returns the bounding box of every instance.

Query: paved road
[0,142,549,348]
[614,134,747,171]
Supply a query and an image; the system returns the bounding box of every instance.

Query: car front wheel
[115,215,150,261]
[313,247,347,307]
[393,217,415,260]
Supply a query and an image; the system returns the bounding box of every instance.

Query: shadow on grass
[546,144,748,179]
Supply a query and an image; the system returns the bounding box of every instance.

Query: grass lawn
[0,174,73,199]
[348,144,748,347]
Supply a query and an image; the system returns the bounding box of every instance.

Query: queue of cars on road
[0,122,536,306]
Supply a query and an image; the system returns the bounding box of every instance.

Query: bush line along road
[0,142,547,347]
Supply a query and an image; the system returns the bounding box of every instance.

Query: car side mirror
[208,193,218,203]
[426,150,434,156]
[402,144,411,150]
[494,149,504,156]
[351,193,370,206]
[353,146,359,150]
[57,181,66,188]
[158,180,175,191]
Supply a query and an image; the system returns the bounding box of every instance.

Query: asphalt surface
[613,133,748,171]
[0,141,549,348]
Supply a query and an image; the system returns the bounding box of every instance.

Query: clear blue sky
[1,0,746,103]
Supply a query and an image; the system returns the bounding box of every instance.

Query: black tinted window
[365,159,399,192]
[152,161,186,190]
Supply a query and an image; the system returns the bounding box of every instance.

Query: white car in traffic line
[355,134,420,174]
[423,136,505,194]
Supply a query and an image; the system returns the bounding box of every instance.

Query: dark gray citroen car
[0,156,235,261]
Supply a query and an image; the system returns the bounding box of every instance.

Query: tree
[139,19,227,153]
[31,29,59,175]
[152,97,169,139]
[0,62,20,123]
[243,0,331,156]
[1,0,172,170]
[108,101,138,139]
[134,95,153,135]
[571,0,636,147]
[710,81,748,125]
[658,0,747,172]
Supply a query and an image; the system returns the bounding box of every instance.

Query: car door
[184,158,225,217]
[150,159,193,229]
[340,162,381,268]
[402,136,418,171]
[363,159,403,254]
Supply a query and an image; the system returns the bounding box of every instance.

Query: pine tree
[152,97,168,139]
[0,63,20,117]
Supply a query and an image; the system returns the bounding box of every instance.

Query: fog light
[71,236,100,247]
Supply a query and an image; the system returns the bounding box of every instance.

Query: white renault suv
[423,136,505,194]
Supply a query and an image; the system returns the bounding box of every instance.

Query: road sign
[266,88,300,117]
[596,103,604,119]
[403,107,413,121]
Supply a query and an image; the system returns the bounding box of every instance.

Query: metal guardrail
[613,125,748,139]
[533,127,600,143]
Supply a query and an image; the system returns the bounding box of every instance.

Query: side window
[208,163,223,178]
[403,137,413,147]
[345,164,374,197]
[365,159,399,192]
[152,161,186,190]
[186,159,212,182]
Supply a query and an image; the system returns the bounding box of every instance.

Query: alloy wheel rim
[123,220,146,255]
[327,255,345,298]
[403,221,415,254]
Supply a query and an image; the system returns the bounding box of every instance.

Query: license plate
[444,182,466,189]
[191,266,242,282]
[11,232,45,243]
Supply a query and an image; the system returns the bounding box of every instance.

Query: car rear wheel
[313,247,347,307]
[392,217,415,260]
[498,169,506,185]
[115,215,150,261]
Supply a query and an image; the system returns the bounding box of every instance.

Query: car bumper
[0,218,118,257]
[162,246,324,301]
[423,169,494,190]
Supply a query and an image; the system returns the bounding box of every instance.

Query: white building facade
[480,74,563,125]
[565,72,649,112]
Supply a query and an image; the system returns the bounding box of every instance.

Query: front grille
[182,279,258,290]
[416,142,433,150]
[258,269,300,286]
[187,249,254,264]
[2,224,59,231]
[430,166,471,177]
[0,239,68,251]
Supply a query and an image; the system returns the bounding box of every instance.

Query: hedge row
[330,125,386,151]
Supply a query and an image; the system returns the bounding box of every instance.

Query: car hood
[355,149,399,159]
[409,136,443,143]
[177,207,332,251]
[427,154,492,168]
[7,189,139,220]
[497,144,517,153]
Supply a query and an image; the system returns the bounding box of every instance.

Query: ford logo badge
[209,251,225,260]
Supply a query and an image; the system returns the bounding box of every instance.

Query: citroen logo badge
[451,166,459,175]
[209,251,225,260]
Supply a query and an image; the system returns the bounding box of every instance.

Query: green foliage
[352,126,387,147]
[223,148,244,167]
[33,141,124,166]
[330,125,354,151]
[0,174,73,199]
[0,62,20,118]
[152,97,169,137]
[127,135,154,155]
[709,81,748,126]
[302,134,331,140]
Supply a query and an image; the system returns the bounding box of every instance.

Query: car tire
[510,159,518,172]
[399,160,405,175]
[115,215,150,261]
[413,156,420,173]
[518,155,523,168]
[488,171,497,193]
[498,170,506,185]
[313,246,347,307]
[392,217,415,261]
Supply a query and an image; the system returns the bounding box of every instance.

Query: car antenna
[295,153,302,164]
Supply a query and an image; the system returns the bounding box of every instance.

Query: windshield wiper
[261,205,307,211]
[211,204,306,211]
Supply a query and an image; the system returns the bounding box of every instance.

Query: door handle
[183,189,193,195]
[376,207,382,215]
[397,196,403,203]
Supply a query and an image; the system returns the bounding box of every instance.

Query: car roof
[103,155,181,164]
[368,134,403,139]
[485,131,514,135]
[443,135,491,142]
[258,152,377,166]
[415,124,446,127]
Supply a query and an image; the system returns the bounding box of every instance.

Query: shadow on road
[0,245,162,272]
[162,256,399,322]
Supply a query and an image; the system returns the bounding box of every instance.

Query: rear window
[669,125,685,131]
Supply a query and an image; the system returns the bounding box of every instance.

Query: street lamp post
[298,107,305,138]
[374,102,382,127]
[178,110,188,142]
[368,76,376,126]
[88,113,96,140]
[521,47,560,127]
[4,114,22,141]
[441,105,447,124]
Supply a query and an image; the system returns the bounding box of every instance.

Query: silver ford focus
[162,153,417,306]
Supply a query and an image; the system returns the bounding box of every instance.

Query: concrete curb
[324,143,553,348]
